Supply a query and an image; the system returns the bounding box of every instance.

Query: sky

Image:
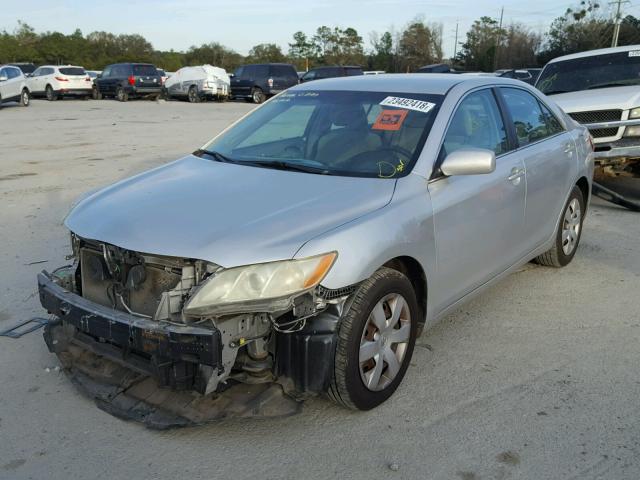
[1,0,638,58]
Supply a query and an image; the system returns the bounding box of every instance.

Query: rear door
[27,67,44,93]
[428,88,527,313]
[98,65,115,94]
[59,66,90,90]
[498,87,576,250]
[270,65,297,91]
[132,64,160,89]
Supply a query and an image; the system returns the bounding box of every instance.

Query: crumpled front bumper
[37,271,222,391]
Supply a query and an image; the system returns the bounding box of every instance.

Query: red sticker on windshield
[372,109,408,131]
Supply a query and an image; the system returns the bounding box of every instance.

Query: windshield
[537,50,640,94]
[202,90,442,178]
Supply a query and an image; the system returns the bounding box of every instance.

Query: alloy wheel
[562,198,581,255]
[358,293,411,391]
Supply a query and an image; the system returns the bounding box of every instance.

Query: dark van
[299,65,363,83]
[93,63,163,101]
[230,63,298,103]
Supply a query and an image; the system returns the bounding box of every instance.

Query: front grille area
[589,128,620,138]
[568,110,622,124]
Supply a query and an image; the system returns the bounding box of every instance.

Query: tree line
[1,2,639,73]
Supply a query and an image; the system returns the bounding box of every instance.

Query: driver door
[427,88,527,314]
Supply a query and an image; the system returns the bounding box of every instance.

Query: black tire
[188,85,200,103]
[116,86,128,102]
[92,86,103,100]
[45,85,57,101]
[534,185,585,267]
[19,88,30,107]
[251,88,266,104]
[328,267,419,410]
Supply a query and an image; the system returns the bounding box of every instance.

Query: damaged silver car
[38,74,594,420]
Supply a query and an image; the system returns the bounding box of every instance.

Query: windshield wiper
[195,149,237,164]
[242,159,331,175]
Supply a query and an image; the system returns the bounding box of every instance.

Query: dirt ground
[1,98,639,480]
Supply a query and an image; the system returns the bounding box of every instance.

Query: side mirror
[440,148,496,176]
[0,75,7,82]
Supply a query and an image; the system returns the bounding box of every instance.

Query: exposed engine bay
[42,234,353,402]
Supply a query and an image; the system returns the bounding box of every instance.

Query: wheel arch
[382,256,428,329]
[576,176,590,209]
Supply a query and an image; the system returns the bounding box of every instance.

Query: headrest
[331,105,367,128]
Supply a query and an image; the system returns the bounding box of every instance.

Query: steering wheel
[343,145,413,173]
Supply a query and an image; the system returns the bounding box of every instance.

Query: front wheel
[20,88,30,107]
[45,85,57,101]
[534,185,585,267]
[328,267,418,410]
[188,85,200,103]
[92,86,102,100]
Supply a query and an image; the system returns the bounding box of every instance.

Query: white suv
[27,65,93,100]
[0,65,30,107]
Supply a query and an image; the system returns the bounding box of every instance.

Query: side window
[32,67,41,77]
[243,65,256,78]
[442,89,508,157]
[270,65,291,78]
[302,70,316,81]
[43,67,54,75]
[102,66,112,78]
[0,68,6,79]
[7,67,20,79]
[501,87,551,146]
[539,101,564,136]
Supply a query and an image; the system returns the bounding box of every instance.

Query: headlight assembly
[183,252,337,316]
[630,107,640,119]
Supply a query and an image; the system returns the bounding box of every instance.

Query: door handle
[564,143,574,154]
[507,168,525,182]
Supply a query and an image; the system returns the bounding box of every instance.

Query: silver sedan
[39,74,594,414]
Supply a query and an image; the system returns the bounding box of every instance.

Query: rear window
[345,68,363,76]
[537,51,640,94]
[59,67,86,76]
[270,65,295,78]
[133,64,159,76]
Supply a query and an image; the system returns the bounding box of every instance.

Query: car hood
[549,86,640,113]
[65,155,396,267]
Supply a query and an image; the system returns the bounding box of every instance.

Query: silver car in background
[38,74,593,412]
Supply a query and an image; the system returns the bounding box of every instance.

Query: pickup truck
[536,45,640,188]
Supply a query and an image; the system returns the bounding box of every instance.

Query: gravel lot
[1,98,639,480]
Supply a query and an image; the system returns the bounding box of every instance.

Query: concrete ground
[0,98,639,480]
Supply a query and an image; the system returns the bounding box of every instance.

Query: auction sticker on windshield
[372,109,409,131]
[629,50,640,57]
[379,96,436,113]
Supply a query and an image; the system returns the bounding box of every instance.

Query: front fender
[295,173,436,313]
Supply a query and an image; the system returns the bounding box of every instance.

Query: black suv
[299,65,363,83]
[230,63,298,103]
[93,63,162,101]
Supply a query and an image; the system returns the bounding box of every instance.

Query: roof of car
[292,73,523,95]
[547,44,640,63]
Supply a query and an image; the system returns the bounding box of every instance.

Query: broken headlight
[183,252,336,316]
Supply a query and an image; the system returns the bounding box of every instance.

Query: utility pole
[610,0,630,47]
[494,6,504,71]
[453,20,459,63]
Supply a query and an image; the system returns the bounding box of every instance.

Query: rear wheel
[116,86,128,102]
[328,267,418,410]
[45,85,57,101]
[19,88,30,107]
[188,85,200,103]
[251,88,266,104]
[534,185,585,267]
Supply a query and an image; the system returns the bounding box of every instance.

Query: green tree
[368,31,395,72]
[245,43,286,63]
[457,16,504,71]
[398,20,443,72]
[288,31,317,70]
